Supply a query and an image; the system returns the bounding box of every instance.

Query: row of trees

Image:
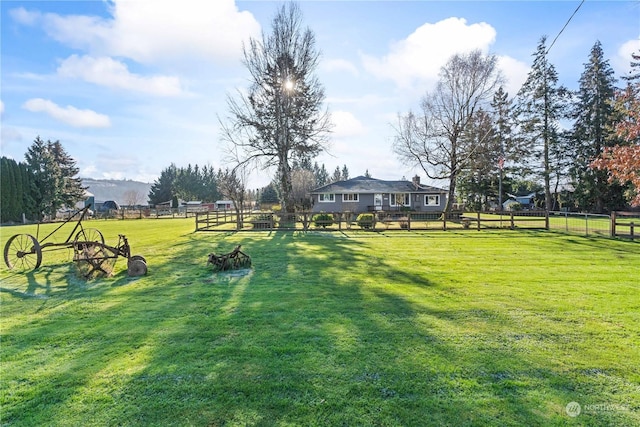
[146,159,351,210]
[219,2,638,215]
[1,137,85,223]
[394,39,639,213]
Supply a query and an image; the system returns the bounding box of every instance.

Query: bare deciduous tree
[217,167,247,229]
[221,3,331,213]
[393,50,503,213]
[290,168,315,210]
[122,190,142,207]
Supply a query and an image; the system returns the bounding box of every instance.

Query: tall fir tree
[569,41,623,213]
[25,136,62,219]
[516,36,569,210]
[456,109,500,210]
[148,164,177,206]
[48,140,86,209]
[490,86,519,208]
[341,164,350,181]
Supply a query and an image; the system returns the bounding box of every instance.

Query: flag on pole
[498,155,505,171]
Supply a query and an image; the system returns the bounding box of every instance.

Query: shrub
[313,213,334,228]
[356,213,375,229]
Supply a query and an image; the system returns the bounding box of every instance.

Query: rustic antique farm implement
[3,206,147,278]
[207,245,251,272]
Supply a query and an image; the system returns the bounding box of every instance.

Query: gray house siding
[312,193,373,213]
[310,176,447,214]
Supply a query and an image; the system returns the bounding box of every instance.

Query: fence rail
[35,207,640,241]
[611,211,640,240]
[194,210,553,233]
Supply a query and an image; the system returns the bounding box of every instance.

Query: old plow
[3,206,147,278]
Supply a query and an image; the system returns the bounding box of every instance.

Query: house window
[318,193,335,203]
[342,193,359,202]
[425,195,440,206]
[390,193,410,207]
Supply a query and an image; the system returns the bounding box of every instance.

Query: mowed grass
[1,219,639,426]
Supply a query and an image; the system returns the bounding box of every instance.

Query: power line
[547,0,585,54]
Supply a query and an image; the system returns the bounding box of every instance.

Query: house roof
[310,176,446,194]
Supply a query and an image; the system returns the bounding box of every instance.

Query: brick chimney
[412,175,421,189]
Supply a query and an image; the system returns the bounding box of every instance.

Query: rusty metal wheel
[4,234,42,272]
[127,258,147,276]
[74,228,104,246]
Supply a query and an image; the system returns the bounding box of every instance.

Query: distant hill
[82,178,152,206]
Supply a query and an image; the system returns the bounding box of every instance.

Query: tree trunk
[278,158,294,213]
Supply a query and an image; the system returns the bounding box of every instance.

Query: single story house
[310,175,447,213]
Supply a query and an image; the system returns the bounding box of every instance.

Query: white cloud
[58,55,185,96]
[22,98,111,128]
[8,7,39,25]
[361,17,497,88]
[614,38,640,76]
[496,55,531,97]
[331,111,367,138]
[11,0,261,66]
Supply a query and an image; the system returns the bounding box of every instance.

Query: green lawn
[1,219,639,426]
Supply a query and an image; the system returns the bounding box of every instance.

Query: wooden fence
[611,211,640,240]
[194,210,551,232]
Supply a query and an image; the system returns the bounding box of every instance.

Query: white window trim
[342,193,359,202]
[424,194,440,206]
[390,193,410,207]
[318,193,335,203]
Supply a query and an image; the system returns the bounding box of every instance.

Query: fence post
[442,212,447,231]
[611,211,616,238]
[510,212,515,230]
[476,211,481,231]
[585,214,589,236]
[631,222,635,240]
[545,210,549,230]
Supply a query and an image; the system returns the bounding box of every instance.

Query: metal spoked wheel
[3,234,42,272]
[74,228,105,246]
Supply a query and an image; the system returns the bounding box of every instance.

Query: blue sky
[1,0,638,189]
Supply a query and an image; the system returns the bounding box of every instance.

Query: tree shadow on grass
[2,229,637,426]
[102,232,599,425]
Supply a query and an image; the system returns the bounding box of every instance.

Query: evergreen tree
[259,182,279,205]
[516,36,569,210]
[25,136,62,219]
[456,109,500,210]
[341,164,350,180]
[490,86,519,208]
[331,166,342,183]
[201,165,220,202]
[313,162,329,186]
[569,41,623,212]
[48,140,86,209]
[148,164,177,206]
[20,162,36,219]
[1,157,18,222]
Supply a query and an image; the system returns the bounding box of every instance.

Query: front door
[374,193,383,210]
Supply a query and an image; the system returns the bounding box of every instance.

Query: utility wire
[547,0,585,54]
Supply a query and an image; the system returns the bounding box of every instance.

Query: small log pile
[207,245,251,272]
